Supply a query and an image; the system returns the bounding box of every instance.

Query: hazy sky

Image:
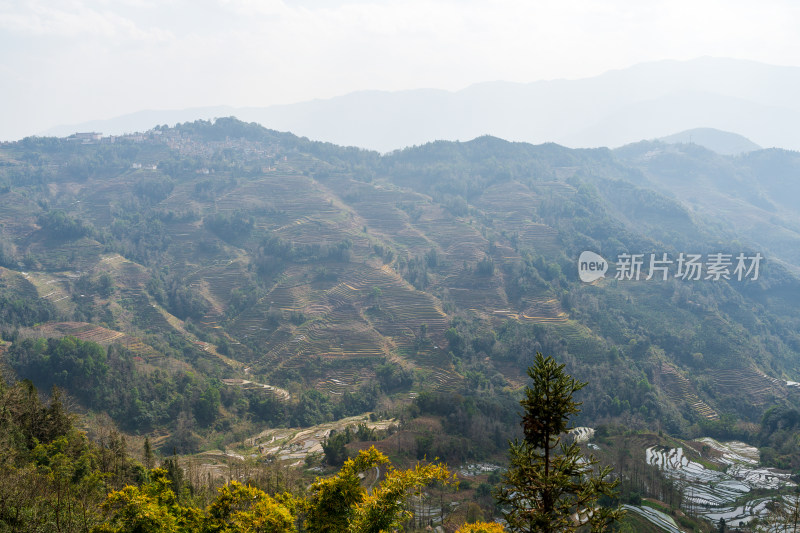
[2,0,800,141]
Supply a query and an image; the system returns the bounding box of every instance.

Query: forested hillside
[1,117,800,466]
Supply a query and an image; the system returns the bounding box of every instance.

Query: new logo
[578,251,608,283]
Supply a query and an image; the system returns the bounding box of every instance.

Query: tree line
[0,348,628,532]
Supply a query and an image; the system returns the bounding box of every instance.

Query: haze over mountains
[41,57,800,153]
[657,128,761,155]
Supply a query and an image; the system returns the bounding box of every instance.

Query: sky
[2,0,800,141]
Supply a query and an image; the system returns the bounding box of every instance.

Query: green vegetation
[0,296,57,327]
[8,336,223,438]
[3,117,800,529]
[5,336,382,451]
[0,373,452,532]
[757,406,800,470]
[203,210,254,243]
[495,353,622,532]
[0,378,141,531]
[37,210,95,241]
[321,423,380,466]
[96,447,452,533]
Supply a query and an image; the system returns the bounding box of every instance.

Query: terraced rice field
[645,439,793,525]
[354,197,421,236]
[474,181,539,217]
[443,268,510,314]
[324,177,432,255]
[471,182,563,260]
[315,366,377,396]
[221,378,290,401]
[446,285,509,315]
[185,259,250,316]
[520,295,568,323]
[427,366,463,392]
[410,205,488,269]
[224,173,340,223]
[63,175,146,229]
[109,257,151,288]
[34,322,123,343]
[621,505,683,533]
[532,180,577,196]
[657,362,719,420]
[232,261,454,395]
[712,368,786,406]
[551,322,609,362]
[246,414,397,464]
[16,270,73,312]
[25,321,162,359]
[117,287,177,338]
[0,191,39,239]
[159,222,208,274]
[306,307,386,359]
[275,218,368,258]
[27,238,104,271]
[327,263,448,344]
[513,223,561,256]
[229,270,310,336]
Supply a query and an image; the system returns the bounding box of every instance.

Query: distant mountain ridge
[658,128,761,155]
[41,57,800,152]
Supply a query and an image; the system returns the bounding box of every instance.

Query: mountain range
[3,118,800,456]
[41,57,800,153]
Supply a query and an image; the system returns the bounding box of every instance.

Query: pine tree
[495,352,623,532]
[143,437,154,471]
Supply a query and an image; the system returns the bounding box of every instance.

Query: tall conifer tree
[495,352,623,532]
